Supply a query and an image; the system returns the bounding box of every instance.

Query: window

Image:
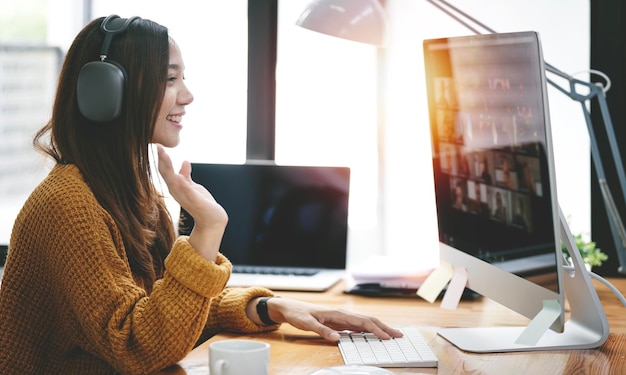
[379,0,589,266]
[0,0,59,245]
[92,0,249,165]
[0,1,249,244]
[276,1,382,264]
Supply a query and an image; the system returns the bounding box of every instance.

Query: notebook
[178,162,350,292]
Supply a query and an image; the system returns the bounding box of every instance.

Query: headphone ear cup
[77,60,127,122]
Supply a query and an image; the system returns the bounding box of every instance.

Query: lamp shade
[296,0,388,46]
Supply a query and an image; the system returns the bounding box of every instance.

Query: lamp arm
[544,67,626,276]
[426,0,626,275]
[425,0,494,35]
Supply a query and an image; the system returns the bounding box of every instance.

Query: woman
[0,15,402,375]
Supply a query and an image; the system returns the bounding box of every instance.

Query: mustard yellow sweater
[0,164,277,375]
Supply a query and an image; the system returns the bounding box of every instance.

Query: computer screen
[423,31,566,340]
[178,163,350,270]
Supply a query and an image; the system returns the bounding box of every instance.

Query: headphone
[76,15,140,122]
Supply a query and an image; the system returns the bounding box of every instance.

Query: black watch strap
[256,297,278,326]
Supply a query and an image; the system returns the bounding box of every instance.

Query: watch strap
[256,296,278,326]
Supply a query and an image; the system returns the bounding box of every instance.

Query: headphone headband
[99,15,140,61]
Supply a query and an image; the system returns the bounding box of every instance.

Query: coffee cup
[209,339,270,375]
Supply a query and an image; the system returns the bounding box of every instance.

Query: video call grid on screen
[424,32,558,269]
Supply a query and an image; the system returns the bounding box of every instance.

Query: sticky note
[440,266,468,310]
[514,299,561,346]
[416,260,455,303]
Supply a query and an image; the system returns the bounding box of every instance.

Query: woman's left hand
[155,144,227,261]
[256,297,404,342]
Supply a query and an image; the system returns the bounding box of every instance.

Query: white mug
[209,339,270,375]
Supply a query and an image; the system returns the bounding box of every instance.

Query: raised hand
[156,144,228,261]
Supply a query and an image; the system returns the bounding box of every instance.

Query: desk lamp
[295,0,389,46]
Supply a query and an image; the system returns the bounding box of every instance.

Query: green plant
[561,233,608,268]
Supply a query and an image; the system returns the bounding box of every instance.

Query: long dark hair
[33,16,175,291]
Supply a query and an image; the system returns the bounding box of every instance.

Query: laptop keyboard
[232,265,319,276]
[338,327,438,368]
[227,266,344,291]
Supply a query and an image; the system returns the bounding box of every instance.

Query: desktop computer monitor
[423,31,566,350]
[424,31,609,352]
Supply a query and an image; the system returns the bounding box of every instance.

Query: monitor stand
[437,207,610,353]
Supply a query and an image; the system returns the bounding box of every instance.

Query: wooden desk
[162,278,626,374]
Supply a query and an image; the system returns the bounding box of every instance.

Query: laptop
[178,162,350,292]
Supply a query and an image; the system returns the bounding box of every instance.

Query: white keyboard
[338,327,438,368]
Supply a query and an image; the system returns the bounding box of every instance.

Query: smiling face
[151,41,194,147]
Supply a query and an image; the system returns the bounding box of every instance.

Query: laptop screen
[179,163,350,270]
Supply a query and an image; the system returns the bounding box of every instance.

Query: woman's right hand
[156,144,228,261]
